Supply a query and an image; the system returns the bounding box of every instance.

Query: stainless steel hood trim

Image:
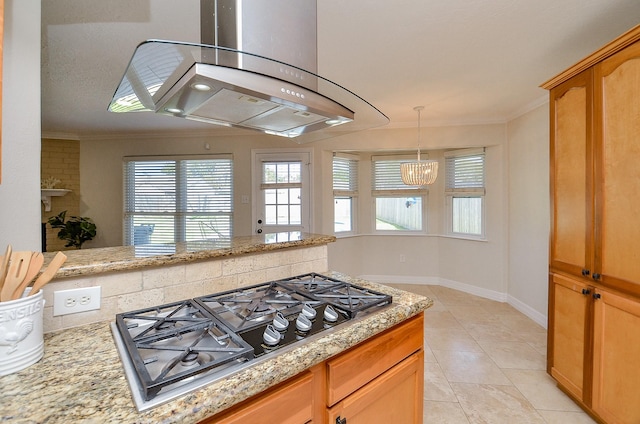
[155,63,354,138]
[108,40,388,143]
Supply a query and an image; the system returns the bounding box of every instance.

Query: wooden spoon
[0,245,12,294]
[1,251,33,302]
[28,251,67,296]
[11,252,44,300]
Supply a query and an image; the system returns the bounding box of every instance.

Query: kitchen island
[0,233,431,423]
[0,275,430,423]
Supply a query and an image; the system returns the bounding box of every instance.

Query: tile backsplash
[41,245,329,333]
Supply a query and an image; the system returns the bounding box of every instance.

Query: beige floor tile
[423,310,465,329]
[429,290,482,307]
[499,314,547,334]
[462,322,526,343]
[425,328,484,353]
[424,299,449,312]
[451,382,546,424]
[477,340,546,370]
[536,410,597,424]
[385,283,588,422]
[432,350,511,385]
[424,346,437,363]
[424,401,470,423]
[522,332,548,356]
[424,362,458,402]
[502,369,581,411]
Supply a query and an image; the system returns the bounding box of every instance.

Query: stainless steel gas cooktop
[111,273,392,411]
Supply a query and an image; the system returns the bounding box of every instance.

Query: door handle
[256,228,262,234]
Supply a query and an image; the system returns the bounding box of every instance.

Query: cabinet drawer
[326,312,423,406]
[203,371,314,424]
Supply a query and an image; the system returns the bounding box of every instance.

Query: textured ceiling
[41,0,640,138]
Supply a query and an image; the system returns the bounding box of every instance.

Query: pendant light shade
[401,106,438,186]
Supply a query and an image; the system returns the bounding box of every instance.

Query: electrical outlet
[399,254,406,263]
[53,287,101,316]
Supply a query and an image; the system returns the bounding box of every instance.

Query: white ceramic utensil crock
[0,289,45,375]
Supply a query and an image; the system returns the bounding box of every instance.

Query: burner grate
[115,300,254,401]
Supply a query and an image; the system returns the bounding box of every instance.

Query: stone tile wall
[41,245,329,333]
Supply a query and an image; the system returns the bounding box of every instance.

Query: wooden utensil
[28,251,67,296]
[11,252,44,300]
[0,245,12,294]
[1,251,33,302]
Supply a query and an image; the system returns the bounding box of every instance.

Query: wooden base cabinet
[327,352,423,424]
[548,274,591,403]
[203,313,424,424]
[549,274,640,423]
[592,289,640,423]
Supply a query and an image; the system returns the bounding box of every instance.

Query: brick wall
[41,139,80,252]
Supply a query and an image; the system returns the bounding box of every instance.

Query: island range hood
[108,0,388,143]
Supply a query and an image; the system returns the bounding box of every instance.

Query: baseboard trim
[507,294,548,329]
[358,274,547,329]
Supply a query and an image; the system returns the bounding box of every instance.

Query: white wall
[506,104,550,324]
[0,0,42,251]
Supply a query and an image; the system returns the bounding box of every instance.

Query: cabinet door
[549,69,594,278]
[327,351,424,424]
[594,39,640,293]
[548,274,592,403]
[592,288,640,424]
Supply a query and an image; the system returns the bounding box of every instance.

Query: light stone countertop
[41,232,337,278]
[0,273,432,424]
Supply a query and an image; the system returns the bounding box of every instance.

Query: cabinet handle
[593,293,601,300]
[581,269,590,276]
[336,417,347,424]
[581,288,591,295]
[592,273,601,281]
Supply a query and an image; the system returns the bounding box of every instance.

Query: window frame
[444,148,486,239]
[371,154,428,234]
[333,153,359,235]
[122,154,233,245]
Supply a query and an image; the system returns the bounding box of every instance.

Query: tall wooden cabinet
[544,25,640,424]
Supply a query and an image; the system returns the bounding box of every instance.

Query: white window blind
[372,155,427,194]
[123,156,233,245]
[371,155,425,232]
[333,154,359,233]
[333,154,358,194]
[445,148,485,194]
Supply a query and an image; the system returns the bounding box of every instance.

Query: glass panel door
[254,152,311,236]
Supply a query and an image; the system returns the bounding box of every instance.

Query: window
[445,148,485,237]
[123,156,233,245]
[333,153,359,233]
[372,155,427,232]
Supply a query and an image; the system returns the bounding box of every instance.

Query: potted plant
[47,210,97,249]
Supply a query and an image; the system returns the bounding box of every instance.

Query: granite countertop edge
[42,233,337,278]
[0,275,431,424]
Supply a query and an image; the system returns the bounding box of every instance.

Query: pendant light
[401,106,438,186]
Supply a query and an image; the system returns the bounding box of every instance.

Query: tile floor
[386,283,596,424]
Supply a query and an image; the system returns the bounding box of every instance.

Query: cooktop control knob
[301,303,316,320]
[272,312,289,331]
[296,314,312,332]
[263,324,281,346]
[324,305,339,322]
